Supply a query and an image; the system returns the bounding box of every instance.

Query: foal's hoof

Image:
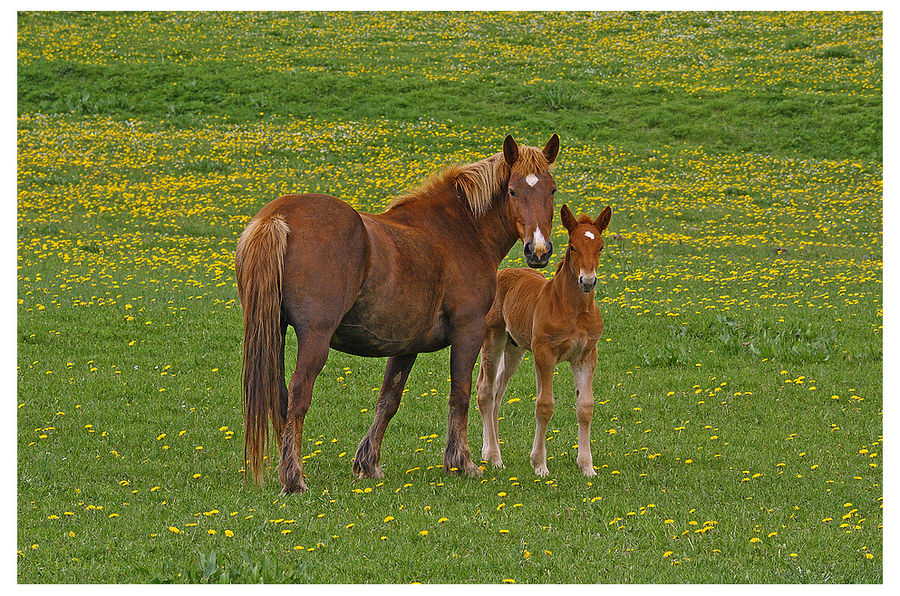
[482,456,505,469]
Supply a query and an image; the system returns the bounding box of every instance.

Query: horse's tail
[235,215,291,486]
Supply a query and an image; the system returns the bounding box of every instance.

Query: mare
[475,204,612,476]
[236,134,560,493]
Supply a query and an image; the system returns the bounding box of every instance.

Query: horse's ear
[503,134,519,166]
[543,133,560,164]
[594,206,612,232]
[560,204,577,232]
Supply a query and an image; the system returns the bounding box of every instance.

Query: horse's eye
[508,188,517,198]
[551,188,557,195]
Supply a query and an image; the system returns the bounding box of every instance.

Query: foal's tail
[235,215,291,486]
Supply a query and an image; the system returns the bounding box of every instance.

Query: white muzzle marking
[533,227,548,253]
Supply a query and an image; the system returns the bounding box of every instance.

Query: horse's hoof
[464,462,483,477]
[280,481,307,495]
[355,465,384,479]
[444,460,483,477]
[533,464,549,477]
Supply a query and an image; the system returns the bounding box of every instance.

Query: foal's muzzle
[524,241,553,268]
[578,273,597,293]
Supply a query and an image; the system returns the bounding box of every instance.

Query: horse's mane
[389,145,553,217]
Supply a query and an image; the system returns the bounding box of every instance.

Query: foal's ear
[560,204,578,232]
[594,206,612,232]
[543,133,560,164]
[503,134,519,166]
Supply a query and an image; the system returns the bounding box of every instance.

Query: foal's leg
[279,329,330,494]
[571,346,598,476]
[530,347,557,477]
[444,320,484,477]
[353,353,418,479]
[476,327,505,466]
[490,343,526,453]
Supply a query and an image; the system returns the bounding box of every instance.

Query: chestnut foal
[476,204,611,476]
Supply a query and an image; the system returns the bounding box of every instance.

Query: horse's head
[503,134,559,268]
[560,204,612,292]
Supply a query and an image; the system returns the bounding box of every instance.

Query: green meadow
[17,11,882,583]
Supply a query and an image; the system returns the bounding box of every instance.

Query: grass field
[17,11,882,583]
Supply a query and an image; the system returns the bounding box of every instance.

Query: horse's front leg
[571,346,598,476]
[353,353,418,479]
[444,319,485,478]
[530,346,557,477]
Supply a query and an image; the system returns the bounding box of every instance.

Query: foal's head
[502,134,560,268]
[560,204,612,292]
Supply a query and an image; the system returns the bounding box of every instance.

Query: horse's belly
[330,305,450,357]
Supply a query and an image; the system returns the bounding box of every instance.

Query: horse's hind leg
[279,328,330,494]
[476,327,505,467]
[353,353,417,478]
[489,343,526,463]
[274,320,288,445]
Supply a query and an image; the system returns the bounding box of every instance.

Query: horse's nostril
[524,242,534,254]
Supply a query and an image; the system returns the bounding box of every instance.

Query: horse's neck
[381,187,516,267]
[475,194,519,267]
[549,253,593,311]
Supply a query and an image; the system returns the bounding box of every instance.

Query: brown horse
[236,134,560,493]
[476,203,611,477]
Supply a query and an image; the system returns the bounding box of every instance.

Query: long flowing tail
[235,215,290,486]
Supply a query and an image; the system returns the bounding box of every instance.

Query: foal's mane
[390,145,552,217]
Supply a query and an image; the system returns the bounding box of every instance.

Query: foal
[476,204,611,476]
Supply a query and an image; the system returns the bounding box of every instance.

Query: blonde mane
[390,145,553,217]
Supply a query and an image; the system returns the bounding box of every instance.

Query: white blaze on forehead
[583,230,595,239]
[525,174,539,187]
[533,227,547,250]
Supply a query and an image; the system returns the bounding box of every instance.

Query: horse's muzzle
[578,274,597,293]
[524,241,553,268]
